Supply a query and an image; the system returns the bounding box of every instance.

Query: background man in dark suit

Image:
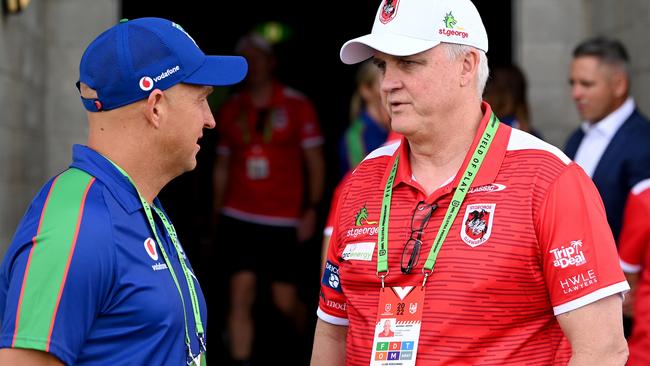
[565,37,650,243]
[565,37,650,338]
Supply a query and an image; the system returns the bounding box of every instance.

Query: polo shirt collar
[70,144,151,214]
[388,102,509,195]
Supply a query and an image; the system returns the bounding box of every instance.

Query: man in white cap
[311,0,629,364]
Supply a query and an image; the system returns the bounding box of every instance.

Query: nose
[204,102,216,129]
[571,84,582,101]
[380,65,401,94]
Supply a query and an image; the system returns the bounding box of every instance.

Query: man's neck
[408,104,483,195]
[88,140,171,205]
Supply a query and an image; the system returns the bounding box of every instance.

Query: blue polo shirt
[0,144,207,365]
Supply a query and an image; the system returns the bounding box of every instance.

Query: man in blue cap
[0,17,247,365]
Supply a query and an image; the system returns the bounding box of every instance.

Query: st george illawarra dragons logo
[461,203,496,247]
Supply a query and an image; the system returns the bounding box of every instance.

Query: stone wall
[0,0,118,254]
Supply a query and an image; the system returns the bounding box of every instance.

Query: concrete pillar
[0,0,118,255]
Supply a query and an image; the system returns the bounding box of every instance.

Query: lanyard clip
[198,333,207,353]
[186,345,195,366]
[376,270,390,289]
[422,268,433,288]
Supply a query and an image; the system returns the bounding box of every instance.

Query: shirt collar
[387,102,509,195]
[580,97,635,137]
[69,144,151,214]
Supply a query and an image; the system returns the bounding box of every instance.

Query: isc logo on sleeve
[322,261,342,292]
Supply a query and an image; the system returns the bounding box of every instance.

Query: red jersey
[619,178,650,365]
[217,82,323,225]
[318,103,628,365]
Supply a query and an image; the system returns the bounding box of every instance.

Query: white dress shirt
[573,98,635,177]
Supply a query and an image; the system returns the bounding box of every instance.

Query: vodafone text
[153,65,180,83]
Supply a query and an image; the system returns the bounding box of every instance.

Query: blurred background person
[322,61,398,271]
[564,37,650,244]
[618,178,650,364]
[564,36,650,337]
[213,29,325,366]
[338,60,391,177]
[483,63,542,138]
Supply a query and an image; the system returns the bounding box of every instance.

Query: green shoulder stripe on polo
[13,168,95,351]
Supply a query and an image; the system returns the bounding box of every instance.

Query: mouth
[389,101,408,112]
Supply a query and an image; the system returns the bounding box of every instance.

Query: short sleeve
[298,100,324,149]
[536,163,629,315]
[324,175,349,237]
[317,179,350,326]
[619,185,650,273]
[0,177,114,365]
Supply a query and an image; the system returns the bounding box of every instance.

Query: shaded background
[121,0,512,363]
[6,0,650,364]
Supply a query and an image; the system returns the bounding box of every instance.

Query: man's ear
[611,70,628,99]
[143,89,165,128]
[460,49,480,88]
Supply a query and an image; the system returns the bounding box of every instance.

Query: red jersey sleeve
[317,178,350,326]
[536,163,629,315]
[324,174,350,237]
[619,182,650,273]
[297,100,324,149]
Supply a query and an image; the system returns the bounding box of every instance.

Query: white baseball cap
[340,0,488,64]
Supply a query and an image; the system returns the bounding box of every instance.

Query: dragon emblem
[443,12,457,29]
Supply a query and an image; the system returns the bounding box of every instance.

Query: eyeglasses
[401,201,437,274]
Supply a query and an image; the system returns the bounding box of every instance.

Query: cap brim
[340,33,441,64]
[184,55,248,86]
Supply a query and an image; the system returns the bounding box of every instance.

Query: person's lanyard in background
[242,108,273,145]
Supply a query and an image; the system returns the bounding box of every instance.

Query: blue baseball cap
[77,17,248,112]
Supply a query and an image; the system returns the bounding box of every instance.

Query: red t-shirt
[619,178,650,365]
[318,103,628,365]
[217,82,323,225]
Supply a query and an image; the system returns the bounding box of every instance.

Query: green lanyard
[377,114,499,287]
[242,109,273,145]
[108,161,206,361]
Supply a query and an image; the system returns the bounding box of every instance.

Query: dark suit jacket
[565,109,650,241]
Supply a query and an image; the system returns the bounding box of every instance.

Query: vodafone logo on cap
[139,76,154,91]
[144,237,159,261]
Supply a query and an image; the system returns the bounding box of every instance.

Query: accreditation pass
[370,286,424,366]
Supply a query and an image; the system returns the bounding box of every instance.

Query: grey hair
[443,43,489,98]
